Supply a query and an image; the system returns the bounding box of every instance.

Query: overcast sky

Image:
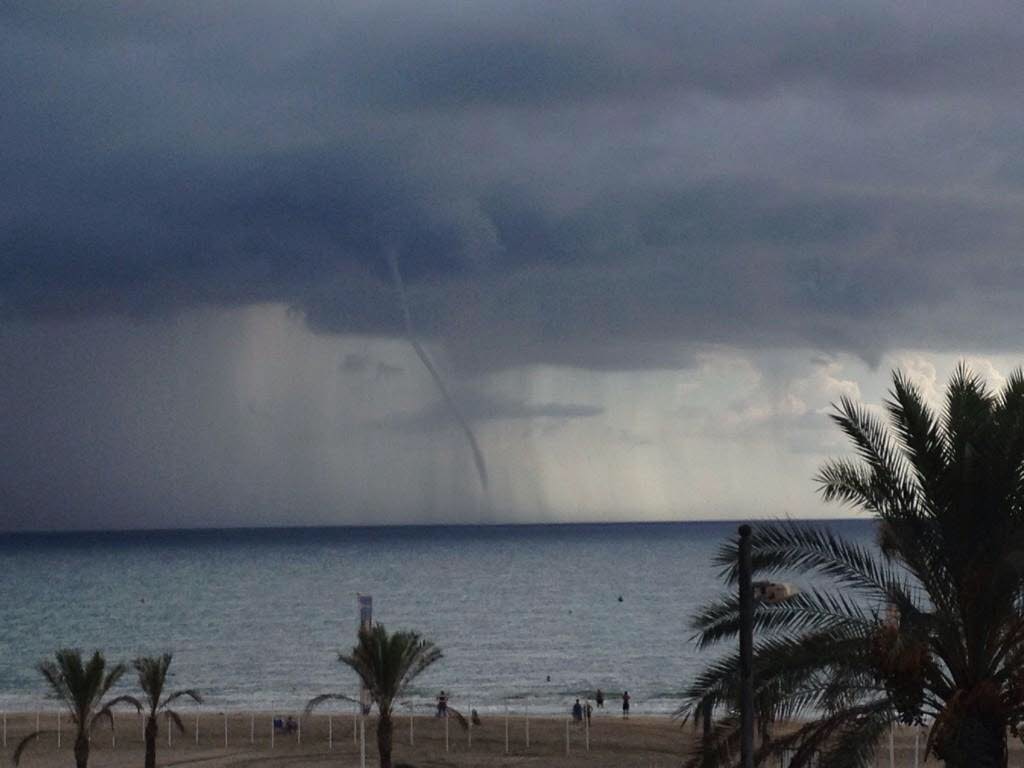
[3,1,1024,530]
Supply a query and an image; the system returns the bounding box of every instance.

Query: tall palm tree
[122,654,203,768]
[307,623,442,768]
[680,365,1024,768]
[14,649,138,768]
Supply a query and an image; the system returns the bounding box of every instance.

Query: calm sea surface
[0,520,873,715]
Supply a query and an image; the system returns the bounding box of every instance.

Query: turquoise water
[0,520,873,715]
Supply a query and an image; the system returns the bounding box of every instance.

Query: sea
[0,519,874,716]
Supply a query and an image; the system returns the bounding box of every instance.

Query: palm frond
[305,692,359,715]
[12,731,44,766]
[165,709,186,734]
[162,688,203,708]
[692,587,872,650]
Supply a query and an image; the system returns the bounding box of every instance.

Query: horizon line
[0,515,871,538]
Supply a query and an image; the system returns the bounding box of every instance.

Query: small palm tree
[308,623,442,768]
[14,649,138,768]
[122,654,203,768]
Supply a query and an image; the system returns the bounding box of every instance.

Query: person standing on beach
[595,689,604,708]
[622,691,630,719]
[572,699,583,723]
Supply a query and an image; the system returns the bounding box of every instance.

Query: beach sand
[0,710,1011,767]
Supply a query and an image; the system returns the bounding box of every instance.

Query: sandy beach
[1,710,1003,767]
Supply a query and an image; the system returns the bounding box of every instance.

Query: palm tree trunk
[936,716,1007,768]
[74,731,90,768]
[376,711,393,768]
[144,714,158,768]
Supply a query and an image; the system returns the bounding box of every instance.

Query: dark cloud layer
[4,1,1024,371]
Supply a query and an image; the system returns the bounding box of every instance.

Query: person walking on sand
[622,691,630,719]
[585,701,592,725]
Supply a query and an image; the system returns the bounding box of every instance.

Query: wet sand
[0,710,1006,766]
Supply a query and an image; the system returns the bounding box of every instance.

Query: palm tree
[14,649,138,768]
[122,654,203,768]
[307,623,442,768]
[680,365,1024,768]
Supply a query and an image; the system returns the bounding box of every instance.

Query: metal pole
[445,711,449,752]
[353,705,358,745]
[702,697,713,768]
[329,715,333,751]
[359,716,366,768]
[111,713,115,749]
[297,716,301,745]
[409,704,414,745]
[270,715,274,749]
[914,727,919,768]
[738,523,754,768]
[250,713,254,745]
[505,702,509,754]
[223,713,228,748]
[169,714,173,747]
[2,711,6,747]
[195,714,199,746]
[57,711,61,748]
[525,701,529,748]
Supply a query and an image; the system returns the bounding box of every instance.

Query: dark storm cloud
[5,0,1024,370]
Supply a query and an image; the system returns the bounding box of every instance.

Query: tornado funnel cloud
[385,249,489,493]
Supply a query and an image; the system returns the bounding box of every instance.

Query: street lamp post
[738,524,754,768]
[738,524,798,768]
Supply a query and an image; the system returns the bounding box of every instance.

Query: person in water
[622,691,630,719]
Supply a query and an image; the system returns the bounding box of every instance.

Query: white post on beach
[35,711,39,733]
[525,701,529,748]
[504,701,509,754]
[445,711,449,752]
[270,715,275,750]
[250,713,254,745]
[565,717,570,757]
[223,712,228,748]
[57,711,61,748]
[195,714,199,746]
[2,711,6,748]
[914,727,920,768]
[889,723,895,768]
[111,713,116,749]
[297,716,301,745]
[169,713,173,747]
[328,715,333,751]
[353,705,358,745]
[359,716,366,768]
[409,703,413,746]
